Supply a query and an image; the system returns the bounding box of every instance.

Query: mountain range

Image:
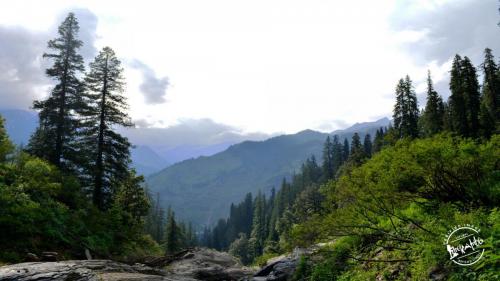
[0,109,267,175]
[146,117,391,226]
[0,108,390,226]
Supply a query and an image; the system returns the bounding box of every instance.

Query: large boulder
[166,248,254,280]
[0,260,194,281]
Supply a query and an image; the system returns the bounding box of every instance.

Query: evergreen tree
[331,135,343,176]
[462,56,481,137]
[363,133,372,158]
[80,47,133,209]
[28,13,85,169]
[372,127,385,153]
[449,55,481,138]
[421,71,444,136]
[250,191,266,256]
[393,75,419,138]
[349,133,364,164]
[342,138,350,162]
[242,193,254,236]
[449,55,469,136]
[480,48,500,137]
[165,207,180,254]
[321,136,334,180]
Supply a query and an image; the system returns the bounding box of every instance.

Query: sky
[0,0,499,135]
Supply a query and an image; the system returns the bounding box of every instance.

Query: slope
[146,118,390,226]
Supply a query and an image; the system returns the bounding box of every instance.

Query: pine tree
[349,133,364,164]
[321,136,334,180]
[480,48,500,137]
[80,47,133,209]
[421,71,444,136]
[28,13,85,169]
[342,138,350,162]
[393,75,419,138]
[449,55,469,136]
[165,207,180,254]
[372,127,385,153]
[363,133,372,158]
[449,55,481,138]
[250,191,266,256]
[461,56,481,138]
[331,135,343,177]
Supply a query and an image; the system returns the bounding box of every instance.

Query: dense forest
[196,49,500,279]
[0,13,197,262]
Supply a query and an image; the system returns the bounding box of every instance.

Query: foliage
[80,46,133,209]
[0,13,156,262]
[290,134,500,280]
[27,13,85,169]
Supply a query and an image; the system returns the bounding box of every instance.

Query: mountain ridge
[147,117,391,226]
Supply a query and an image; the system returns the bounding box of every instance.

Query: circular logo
[444,224,485,266]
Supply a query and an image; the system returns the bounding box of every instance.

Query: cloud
[130,60,169,104]
[133,118,155,128]
[71,8,98,61]
[0,26,48,109]
[0,9,98,110]
[390,0,500,65]
[315,119,349,132]
[120,118,271,148]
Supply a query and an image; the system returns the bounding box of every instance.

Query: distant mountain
[0,109,38,145]
[146,118,391,226]
[0,109,270,176]
[131,145,171,176]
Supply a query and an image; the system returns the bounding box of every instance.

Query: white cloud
[0,0,496,133]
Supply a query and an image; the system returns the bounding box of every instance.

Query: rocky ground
[0,247,305,281]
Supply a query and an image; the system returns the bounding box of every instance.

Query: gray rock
[0,248,255,281]
[253,257,297,281]
[0,260,174,281]
[166,248,254,280]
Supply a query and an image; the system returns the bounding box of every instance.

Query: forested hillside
[198,50,500,280]
[0,13,160,262]
[146,118,389,226]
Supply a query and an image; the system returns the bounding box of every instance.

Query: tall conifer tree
[363,133,372,158]
[321,136,334,180]
[421,71,444,136]
[342,138,350,162]
[80,47,133,209]
[28,13,85,169]
[393,75,419,138]
[331,135,343,176]
[449,55,469,136]
[480,48,500,137]
[462,56,481,137]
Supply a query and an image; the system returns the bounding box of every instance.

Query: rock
[24,253,39,262]
[253,257,296,281]
[85,249,92,260]
[166,248,254,280]
[41,252,58,262]
[0,260,177,281]
[0,248,255,281]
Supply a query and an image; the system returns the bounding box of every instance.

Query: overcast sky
[0,0,499,134]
